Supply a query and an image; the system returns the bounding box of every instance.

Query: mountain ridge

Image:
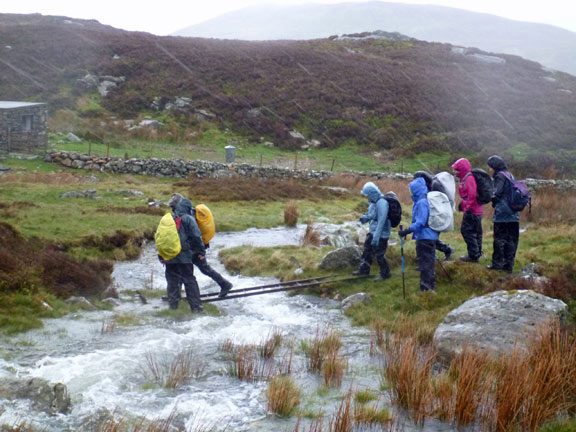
[174,2,576,76]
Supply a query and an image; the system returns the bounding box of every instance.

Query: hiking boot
[459,256,478,263]
[162,295,168,302]
[444,246,454,261]
[486,264,503,271]
[169,303,178,310]
[218,281,233,298]
[190,306,204,313]
[374,274,391,281]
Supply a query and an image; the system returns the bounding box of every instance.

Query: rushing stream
[0,224,450,431]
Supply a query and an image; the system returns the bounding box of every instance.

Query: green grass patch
[0,291,70,335]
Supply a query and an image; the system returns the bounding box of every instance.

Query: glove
[458,201,463,212]
[204,243,210,249]
[359,215,369,224]
[398,228,412,238]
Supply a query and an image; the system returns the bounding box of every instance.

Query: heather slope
[1,13,576,175]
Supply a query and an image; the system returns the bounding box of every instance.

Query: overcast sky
[3,0,576,35]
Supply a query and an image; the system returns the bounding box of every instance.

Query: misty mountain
[174,2,576,76]
[2,13,576,175]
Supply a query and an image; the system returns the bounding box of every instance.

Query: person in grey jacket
[162,198,206,312]
[354,182,392,281]
[486,155,520,273]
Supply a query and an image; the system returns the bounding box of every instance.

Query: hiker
[399,177,438,291]
[160,198,205,312]
[354,182,392,281]
[413,171,454,261]
[486,155,519,273]
[168,193,233,298]
[452,158,483,262]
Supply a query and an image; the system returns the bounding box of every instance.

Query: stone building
[0,101,48,153]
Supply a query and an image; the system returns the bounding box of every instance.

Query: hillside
[1,13,576,175]
[174,2,576,77]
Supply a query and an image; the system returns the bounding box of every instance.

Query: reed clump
[142,348,204,389]
[266,376,301,416]
[258,328,283,359]
[304,327,342,373]
[284,201,300,227]
[302,219,321,247]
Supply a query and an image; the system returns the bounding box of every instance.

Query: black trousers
[358,234,390,278]
[165,263,201,310]
[435,239,452,255]
[492,222,520,271]
[193,255,230,289]
[416,239,436,291]
[461,213,483,260]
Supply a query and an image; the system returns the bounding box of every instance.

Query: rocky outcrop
[434,290,567,361]
[0,377,71,415]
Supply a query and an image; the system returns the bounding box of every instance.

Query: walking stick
[435,254,452,281]
[399,225,406,299]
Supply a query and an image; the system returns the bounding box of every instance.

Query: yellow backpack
[195,204,215,245]
[154,213,181,260]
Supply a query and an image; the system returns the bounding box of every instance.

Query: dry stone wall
[44,151,411,182]
[44,151,576,189]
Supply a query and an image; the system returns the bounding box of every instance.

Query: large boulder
[319,245,362,270]
[434,290,567,361]
[0,377,71,415]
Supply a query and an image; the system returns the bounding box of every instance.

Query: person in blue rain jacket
[399,177,439,291]
[354,182,392,281]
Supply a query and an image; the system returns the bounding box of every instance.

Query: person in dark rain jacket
[486,155,520,273]
[452,158,484,262]
[162,198,206,312]
[354,182,392,281]
[399,177,439,291]
[168,193,233,298]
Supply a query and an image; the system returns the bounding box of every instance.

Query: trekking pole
[435,255,452,281]
[399,225,406,300]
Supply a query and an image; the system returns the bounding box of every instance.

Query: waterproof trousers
[192,255,232,290]
[461,213,483,261]
[416,239,436,291]
[357,234,391,278]
[435,239,452,256]
[165,263,202,310]
[491,222,519,272]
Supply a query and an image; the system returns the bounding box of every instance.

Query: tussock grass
[285,201,300,227]
[322,351,347,388]
[142,348,205,389]
[258,327,283,359]
[303,327,342,373]
[302,220,321,247]
[266,376,301,416]
[384,336,434,424]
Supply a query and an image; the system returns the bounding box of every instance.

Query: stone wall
[44,151,411,182]
[44,151,576,189]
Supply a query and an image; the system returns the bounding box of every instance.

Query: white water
[0,224,450,431]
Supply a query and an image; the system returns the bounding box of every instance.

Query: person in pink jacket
[452,158,484,262]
